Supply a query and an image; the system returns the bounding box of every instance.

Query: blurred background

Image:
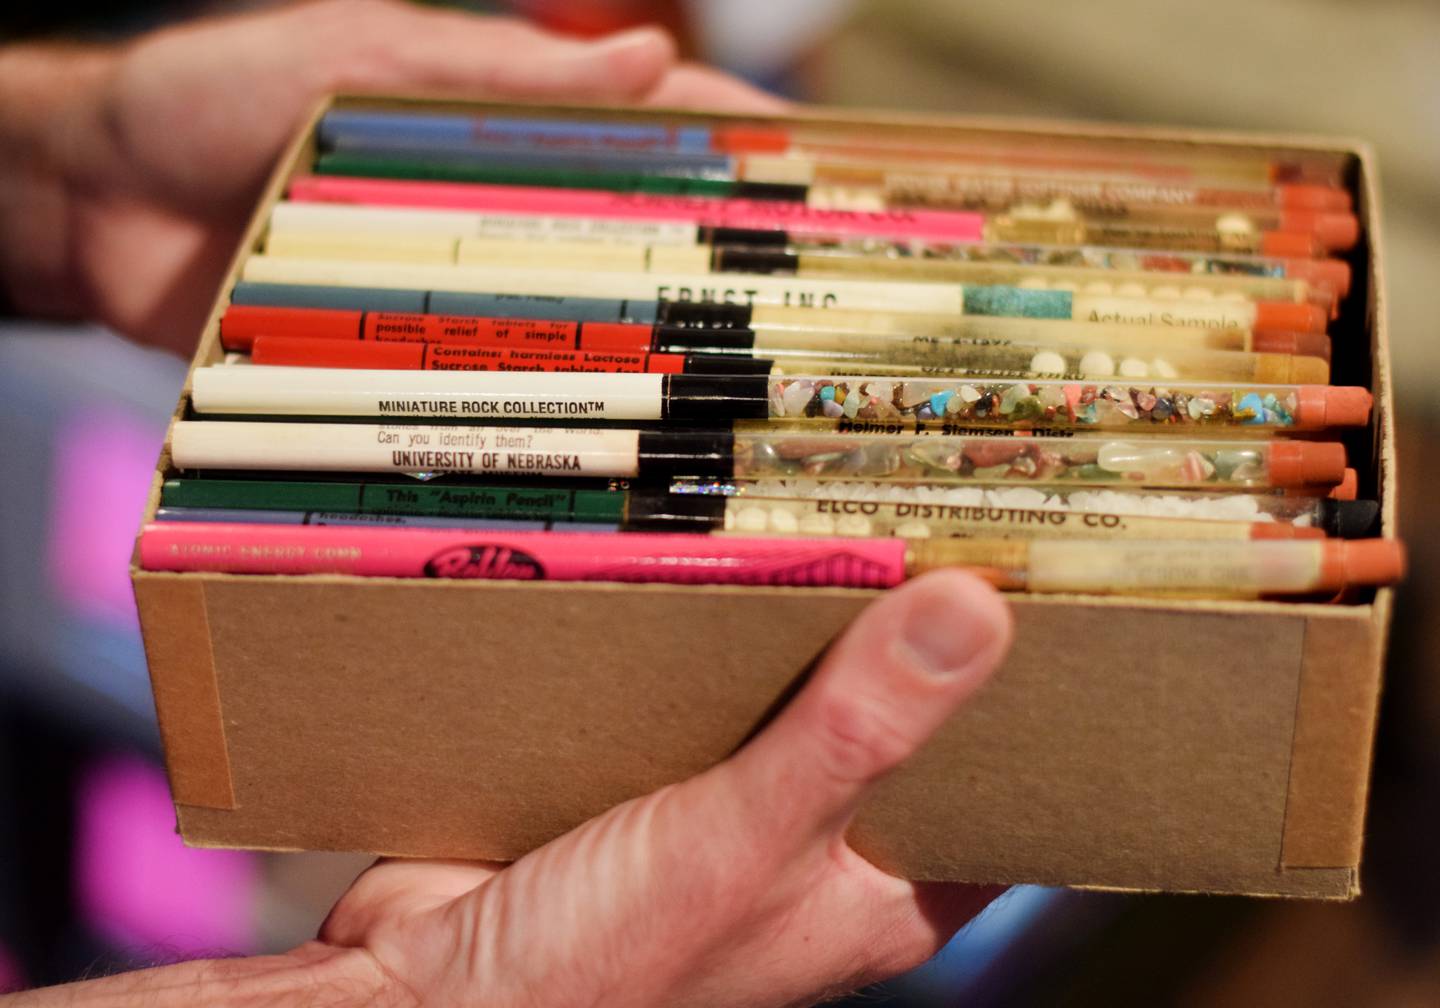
[1,1,1436,1003]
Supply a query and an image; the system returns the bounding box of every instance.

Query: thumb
[326,9,677,103]
[720,570,1012,844]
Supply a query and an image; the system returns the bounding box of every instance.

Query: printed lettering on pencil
[654,283,837,309]
[504,452,583,471]
[375,398,610,416]
[423,543,544,579]
[390,450,477,469]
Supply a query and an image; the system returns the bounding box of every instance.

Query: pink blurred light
[0,941,24,994]
[73,753,259,956]
[46,408,164,628]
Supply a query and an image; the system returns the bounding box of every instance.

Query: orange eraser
[1280,210,1360,252]
[1253,301,1327,334]
[712,126,791,154]
[1251,331,1331,362]
[1318,539,1406,591]
[1275,183,1352,212]
[1294,386,1373,429]
[1261,231,1323,258]
[1251,522,1327,540]
[1268,441,1346,488]
[1329,469,1359,500]
[1322,386,1374,427]
[1283,257,1352,299]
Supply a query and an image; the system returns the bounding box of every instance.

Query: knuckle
[812,692,916,788]
[301,0,401,41]
[319,0,395,21]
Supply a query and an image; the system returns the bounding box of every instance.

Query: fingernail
[900,579,1000,681]
[589,25,673,56]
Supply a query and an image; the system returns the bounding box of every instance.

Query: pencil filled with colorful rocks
[139,104,1404,598]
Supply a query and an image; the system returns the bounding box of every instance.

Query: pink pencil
[138,522,1405,596]
[139,523,904,587]
[287,175,986,244]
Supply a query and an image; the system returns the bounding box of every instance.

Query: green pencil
[160,478,627,524]
[316,152,747,196]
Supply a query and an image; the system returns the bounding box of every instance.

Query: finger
[320,857,505,947]
[312,3,677,103]
[817,875,1008,990]
[908,881,1008,947]
[643,63,790,113]
[720,570,1012,840]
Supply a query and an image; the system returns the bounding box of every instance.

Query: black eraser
[1323,499,1381,538]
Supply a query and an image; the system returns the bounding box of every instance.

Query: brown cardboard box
[131,97,1396,899]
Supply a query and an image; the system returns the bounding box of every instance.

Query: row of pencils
[139,105,1404,598]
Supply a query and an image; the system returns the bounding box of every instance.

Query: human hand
[0,0,783,351]
[316,571,1012,1008]
[3,570,1010,1007]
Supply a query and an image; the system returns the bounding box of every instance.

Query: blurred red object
[505,0,692,51]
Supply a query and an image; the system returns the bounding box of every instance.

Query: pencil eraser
[1330,468,1359,500]
[1322,499,1381,539]
[1275,183,1352,212]
[1260,232,1322,258]
[1321,539,1406,590]
[1251,522,1326,540]
[1253,301,1327,334]
[1322,386,1374,427]
[1251,331,1331,362]
[1280,210,1360,252]
[1269,441,1347,488]
[1283,257,1352,299]
[712,126,790,154]
[1294,386,1372,428]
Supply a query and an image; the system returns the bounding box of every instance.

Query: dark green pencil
[161,477,626,524]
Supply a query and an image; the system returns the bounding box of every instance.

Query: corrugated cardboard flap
[1280,608,1385,870]
[133,572,236,810]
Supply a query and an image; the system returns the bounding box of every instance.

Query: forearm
[0,42,115,319]
[3,942,403,1008]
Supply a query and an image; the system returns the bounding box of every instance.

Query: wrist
[0,42,117,319]
[5,942,406,1007]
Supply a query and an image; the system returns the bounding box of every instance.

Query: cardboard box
[131,97,1396,898]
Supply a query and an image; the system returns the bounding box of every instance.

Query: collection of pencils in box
[138,104,1406,598]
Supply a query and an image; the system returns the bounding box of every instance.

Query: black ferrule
[662,374,770,421]
[712,247,800,275]
[655,301,755,328]
[681,355,774,376]
[651,325,757,352]
[733,181,811,202]
[700,226,789,247]
[622,488,727,531]
[636,430,734,478]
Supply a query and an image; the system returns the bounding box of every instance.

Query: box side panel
[1274,142,1392,875]
[1355,143,1398,542]
[1280,614,1382,868]
[132,573,235,809]
[848,603,1306,893]
[333,93,1364,166]
[179,578,868,854]
[1071,867,1355,900]
[170,579,1327,895]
